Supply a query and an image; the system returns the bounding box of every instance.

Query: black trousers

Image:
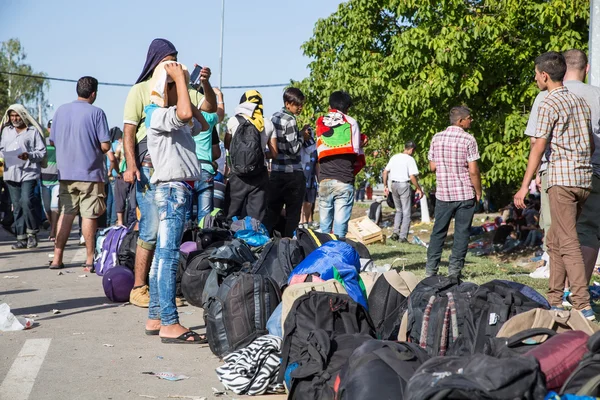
[225,170,269,223]
[264,171,306,238]
[114,177,137,225]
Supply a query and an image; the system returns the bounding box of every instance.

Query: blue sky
[0,0,342,128]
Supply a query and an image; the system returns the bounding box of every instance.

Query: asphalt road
[0,225,247,400]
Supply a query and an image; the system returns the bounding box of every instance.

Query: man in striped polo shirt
[265,87,311,237]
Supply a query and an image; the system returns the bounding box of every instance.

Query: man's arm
[410,174,423,200]
[123,124,139,183]
[468,160,482,202]
[190,106,209,133]
[106,149,119,176]
[514,137,547,208]
[266,136,278,159]
[429,161,436,172]
[25,131,47,163]
[214,88,225,123]
[383,169,390,196]
[199,67,217,113]
[224,132,232,150]
[101,142,111,153]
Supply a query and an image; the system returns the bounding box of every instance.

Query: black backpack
[180,245,223,308]
[229,115,265,177]
[483,328,557,359]
[251,238,305,290]
[468,280,547,354]
[561,330,600,396]
[335,340,430,400]
[405,354,547,400]
[204,271,281,358]
[286,330,373,400]
[404,275,478,357]
[117,230,138,271]
[278,291,375,385]
[296,228,372,270]
[368,273,411,340]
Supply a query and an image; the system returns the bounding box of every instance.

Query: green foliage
[0,38,50,121]
[294,0,589,191]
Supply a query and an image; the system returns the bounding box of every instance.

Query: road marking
[0,338,51,400]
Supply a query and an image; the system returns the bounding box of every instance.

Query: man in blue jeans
[426,106,482,278]
[144,61,208,343]
[316,91,366,238]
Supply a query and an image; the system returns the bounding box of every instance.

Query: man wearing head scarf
[224,90,278,222]
[122,38,218,308]
[0,104,47,249]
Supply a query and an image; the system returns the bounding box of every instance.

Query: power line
[0,71,290,89]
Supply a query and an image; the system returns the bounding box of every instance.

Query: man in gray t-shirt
[525,49,600,285]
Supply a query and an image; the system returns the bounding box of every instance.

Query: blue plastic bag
[231,216,269,247]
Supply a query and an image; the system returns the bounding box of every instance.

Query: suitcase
[525,330,589,391]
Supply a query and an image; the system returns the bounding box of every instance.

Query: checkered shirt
[270,109,303,172]
[428,126,480,202]
[537,86,593,189]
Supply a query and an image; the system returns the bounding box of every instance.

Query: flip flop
[82,264,95,273]
[48,261,64,269]
[145,329,160,336]
[160,331,207,344]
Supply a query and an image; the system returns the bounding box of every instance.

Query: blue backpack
[94,225,133,276]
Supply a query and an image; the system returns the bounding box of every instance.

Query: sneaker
[390,233,399,241]
[399,237,408,244]
[27,235,38,249]
[79,235,86,246]
[176,297,186,307]
[562,290,573,308]
[11,240,27,250]
[578,307,596,321]
[130,285,150,308]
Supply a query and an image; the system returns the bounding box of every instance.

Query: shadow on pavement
[10,296,113,317]
[0,289,39,296]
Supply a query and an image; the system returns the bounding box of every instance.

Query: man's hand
[384,187,389,196]
[360,134,368,147]
[476,192,482,202]
[17,152,29,161]
[415,188,424,201]
[165,63,186,81]
[200,67,211,82]
[302,124,311,140]
[514,186,529,209]
[535,174,542,191]
[123,166,140,184]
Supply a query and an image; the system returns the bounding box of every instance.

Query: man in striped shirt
[514,51,594,319]
[265,87,311,237]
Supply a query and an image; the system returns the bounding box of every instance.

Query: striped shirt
[537,86,593,189]
[428,126,480,202]
[270,109,303,172]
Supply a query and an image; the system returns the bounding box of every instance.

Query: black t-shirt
[318,154,357,184]
[493,225,514,244]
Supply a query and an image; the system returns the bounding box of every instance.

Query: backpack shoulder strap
[307,229,323,247]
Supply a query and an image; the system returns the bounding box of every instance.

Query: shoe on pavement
[562,290,573,308]
[130,285,150,308]
[27,234,38,249]
[578,306,596,321]
[11,240,27,250]
[176,297,185,307]
[390,233,399,241]
[79,235,86,246]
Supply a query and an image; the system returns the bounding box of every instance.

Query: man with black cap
[383,140,423,242]
[122,38,217,308]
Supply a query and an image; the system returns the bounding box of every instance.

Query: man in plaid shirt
[426,106,482,278]
[264,87,311,237]
[514,51,595,319]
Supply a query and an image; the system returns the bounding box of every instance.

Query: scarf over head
[235,90,264,132]
[1,104,45,135]
[148,61,189,108]
[135,38,178,84]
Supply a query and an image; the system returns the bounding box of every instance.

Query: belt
[392,180,409,183]
[141,161,153,168]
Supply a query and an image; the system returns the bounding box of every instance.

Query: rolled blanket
[216,335,285,395]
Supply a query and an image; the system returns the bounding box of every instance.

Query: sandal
[145,329,160,336]
[82,264,95,273]
[49,261,64,269]
[160,331,207,344]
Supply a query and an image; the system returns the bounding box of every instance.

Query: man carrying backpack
[264,87,311,237]
[315,91,366,238]
[224,90,277,223]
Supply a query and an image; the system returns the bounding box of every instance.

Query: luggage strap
[307,229,336,247]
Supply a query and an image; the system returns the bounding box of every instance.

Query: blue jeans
[188,169,214,224]
[148,183,191,325]
[6,179,40,240]
[426,198,476,277]
[318,179,355,238]
[136,166,159,250]
[106,180,117,226]
[41,183,60,216]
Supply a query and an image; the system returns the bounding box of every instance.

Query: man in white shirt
[383,140,423,242]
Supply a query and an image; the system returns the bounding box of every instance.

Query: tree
[0,38,51,122]
[295,0,589,201]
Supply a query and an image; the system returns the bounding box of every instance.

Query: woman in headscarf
[223,90,278,223]
[0,104,47,249]
[122,39,217,313]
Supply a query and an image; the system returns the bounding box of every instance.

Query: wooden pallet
[347,216,385,245]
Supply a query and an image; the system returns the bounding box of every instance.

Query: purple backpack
[103,266,135,302]
[94,225,132,276]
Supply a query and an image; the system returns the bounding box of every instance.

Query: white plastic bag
[0,303,33,331]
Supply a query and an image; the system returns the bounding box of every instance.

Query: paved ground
[0,226,248,400]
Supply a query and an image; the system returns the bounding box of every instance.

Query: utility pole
[219,0,225,90]
[590,0,600,86]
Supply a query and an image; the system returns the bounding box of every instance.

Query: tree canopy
[295,0,590,194]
